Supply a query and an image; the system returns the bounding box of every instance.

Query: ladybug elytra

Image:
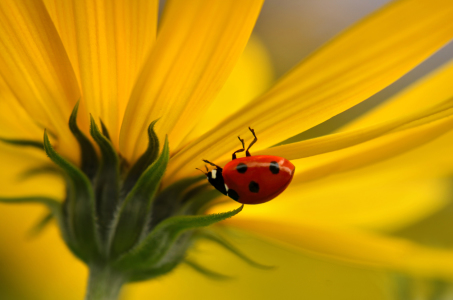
[200,127,295,205]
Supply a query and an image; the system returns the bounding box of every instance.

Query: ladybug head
[206,168,227,196]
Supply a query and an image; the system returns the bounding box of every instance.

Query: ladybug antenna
[195,167,207,175]
[246,127,257,157]
[205,165,209,172]
[202,159,223,170]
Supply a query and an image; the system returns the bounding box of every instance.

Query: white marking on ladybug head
[211,169,217,179]
[224,183,229,191]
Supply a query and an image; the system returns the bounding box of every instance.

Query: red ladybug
[201,127,295,204]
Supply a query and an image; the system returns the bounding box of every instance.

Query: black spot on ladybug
[269,161,280,174]
[236,162,248,173]
[249,181,259,193]
[228,189,240,201]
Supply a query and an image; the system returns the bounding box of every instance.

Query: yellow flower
[1,0,453,299]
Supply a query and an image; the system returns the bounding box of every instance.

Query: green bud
[0,103,267,300]
[56,103,244,269]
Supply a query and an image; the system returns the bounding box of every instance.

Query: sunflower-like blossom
[1,0,453,299]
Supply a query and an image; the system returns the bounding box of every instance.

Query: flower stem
[84,264,126,300]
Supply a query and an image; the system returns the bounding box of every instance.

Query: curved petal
[255,98,453,160]
[302,179,449,232]
[291,108,453,185]
[44,0,158,148]
[166,0,453,183]
[240,177,450,233]
[0,76,43,140]
[120,0,264,161]
[0,0,80,161]
[181,36,274,145]
[226,219,453,279]
[255,58,453,160]
[342,59,453,131]
[42,0,80,85]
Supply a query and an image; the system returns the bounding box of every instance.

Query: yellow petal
[166,0,453,183]
[42,0,80,84]
[255,98,453,160]
[291,107,453,185]
[120,0,264,161]
[342,58,453,131]
[48,0,158,149]
[181,35,274,144]
[0,0,80,161]
[226,219,453,279]
[243,176,449,232]
[0,76,43,139]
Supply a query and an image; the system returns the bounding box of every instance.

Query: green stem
[84,265,126,300]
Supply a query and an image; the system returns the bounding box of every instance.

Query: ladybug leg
[232,136,245,160]
[246,127,257,157]
[202,159,223,171]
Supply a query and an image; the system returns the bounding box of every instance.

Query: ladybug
[200,127,295,205]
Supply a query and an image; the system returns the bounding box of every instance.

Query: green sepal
[0,137,43,150]
[126,232,191,282]
[184,259,232,280]
[27,212,53,238]
[122,120,160,194]
[89,116,120,248]
[43,131,99,261]
[99,119,112,141]
[109,136,169,257]
[69,102,98,179]
[18,165,61,181]
[147,175,205,231]
[114,205,243,269]
[0,196,81,259]
[0,196,60,217]
[196,230,274,269]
